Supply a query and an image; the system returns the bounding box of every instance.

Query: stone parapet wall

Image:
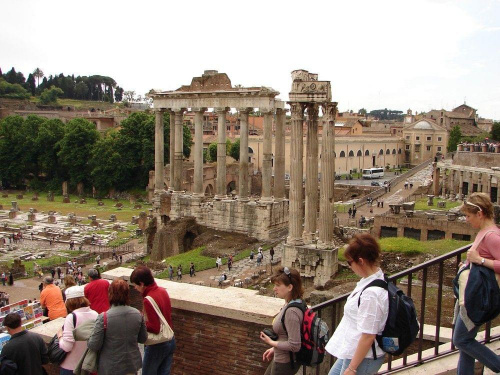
[33,267,285,375]
[168,193,289,241]
[454,151,500,168]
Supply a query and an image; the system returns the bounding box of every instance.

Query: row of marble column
[288,102,337,248]
[154,107,287,201]
[441,168,500,203]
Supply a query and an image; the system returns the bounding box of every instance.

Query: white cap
[65,285,85,300]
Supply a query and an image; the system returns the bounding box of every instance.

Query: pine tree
[447,125,462,152]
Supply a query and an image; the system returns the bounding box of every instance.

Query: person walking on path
[270,247,275,261]
[257,251,263,267]
[228,256,232,271]
[216,256,222,270]
[168,265,174,281]
[1,272,5,286]
[352,207,357,218]
[189,262,195,277]
[51,268,55,278]
[1,312,48,375]
[177,265,182,280]
[348,207,352,218]
[8,271,13,286]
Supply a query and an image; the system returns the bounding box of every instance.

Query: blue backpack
[359,276,420,358]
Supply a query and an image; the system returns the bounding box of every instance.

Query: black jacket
[1,330,48,375]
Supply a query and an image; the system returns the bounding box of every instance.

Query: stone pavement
[337,165,434,226]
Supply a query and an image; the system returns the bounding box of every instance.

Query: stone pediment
[176,70,232,92]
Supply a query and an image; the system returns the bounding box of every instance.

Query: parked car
[371,181,381,186]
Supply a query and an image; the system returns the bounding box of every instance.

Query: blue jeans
[453,314,500,374]
[60,368,74,375]
[142,338,176,375]
[328,356,385,375]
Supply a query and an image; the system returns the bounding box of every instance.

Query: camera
[262,328,278,341]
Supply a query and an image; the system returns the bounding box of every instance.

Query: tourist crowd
[2,266,174,375]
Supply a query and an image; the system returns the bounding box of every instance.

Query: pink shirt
[59,306,98,371]
[475,226,500,274]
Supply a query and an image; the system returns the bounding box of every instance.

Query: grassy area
[0,191,148,222]
[414,197,462,211]
[156,247,216,278]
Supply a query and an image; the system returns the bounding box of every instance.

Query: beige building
[424,104,483,136]
[403,119,448,166]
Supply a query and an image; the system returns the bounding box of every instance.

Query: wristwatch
[481,258,486,265]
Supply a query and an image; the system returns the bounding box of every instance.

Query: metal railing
[305,243,500,374]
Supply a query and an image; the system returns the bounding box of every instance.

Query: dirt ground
[192,228,259,257]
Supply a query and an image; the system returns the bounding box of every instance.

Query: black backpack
[358,276,419,358]
[464,264,500,326]
[281,301,330,368]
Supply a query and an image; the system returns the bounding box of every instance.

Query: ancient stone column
[154,109,165,192]
[238,108,251,200]
[304,104,319,243]
[432,163,440,196]
[486,174,492,197]
[318,103,337,247]
[193,108,206,196]
[261,109,273,201]
[287,102,305,246]
[458,171,464,199]
[169,110,175,190]
[274,108,286,200]
[173,108,185,191]
[215,108,228,198]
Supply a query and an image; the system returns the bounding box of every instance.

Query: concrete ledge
[102,267,283,325]
[31,317,65,343]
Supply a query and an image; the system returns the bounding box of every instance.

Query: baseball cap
[65,285,85,300]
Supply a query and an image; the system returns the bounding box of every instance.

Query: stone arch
[392,148,396,154]
[183,231,197,252]
[398,148,402,154]
[348,150,354,157]
[205,184,214,196]
[365,150,370,156]
[227,180,236,194]
[340,151,346,158]
[386,148,391,154]
[248,147,254,154]
[379,149,384,155]
[357,150,363,156]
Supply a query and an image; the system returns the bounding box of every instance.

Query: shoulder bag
[48,313,76,364]
[144,295,174,345]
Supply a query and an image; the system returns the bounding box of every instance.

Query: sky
[1,0,499,119]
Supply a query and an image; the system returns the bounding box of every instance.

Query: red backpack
[281,301,330,368]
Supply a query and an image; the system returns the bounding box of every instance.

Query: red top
[84,279,110,314]
[142,282,173,333]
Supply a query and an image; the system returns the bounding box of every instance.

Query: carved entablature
[289,70,331,103]
[177,70,233,92]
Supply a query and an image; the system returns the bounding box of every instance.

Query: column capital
[215,107,229,114]
[154,108,167,113]
[287,102,306,119]
[172,108,186,114]
[192,107,207,113]
[260,108,274,115]
[306,103,319,117]
[321,102,338,118]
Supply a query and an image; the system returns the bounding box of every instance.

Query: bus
[362,168,384,179]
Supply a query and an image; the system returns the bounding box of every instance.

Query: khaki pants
[264,360,301,375]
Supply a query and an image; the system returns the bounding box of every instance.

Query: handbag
[144,295,174,345]
[48,313,76,364]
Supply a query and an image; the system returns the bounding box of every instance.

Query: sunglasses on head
[283,267,292,280]
[466,201,483,212]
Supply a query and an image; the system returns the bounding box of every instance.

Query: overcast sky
[1,0,499,119]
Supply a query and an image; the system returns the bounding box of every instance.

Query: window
[406,135,410,140]
[438,137,442,142]
[427,136,431,141]
[437,146,442,152]
[379,149,384,155]
[426,146,431,151]
[349,150,354,157]
[416,136,420,141]
[365,150,370,156]
[357,150,362,156]
[340,151,345,158]
[406,145,410,150]
[392,149,396,154]
[386,149,390,154]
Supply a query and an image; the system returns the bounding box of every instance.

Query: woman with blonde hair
[260,266,304,375]
[57,285,98,375]
[453,192,500,374]
[62,274,77,302]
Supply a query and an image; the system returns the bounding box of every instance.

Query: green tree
[33,68,44,87]
[4,68,25,85]
[229,139,240,161]
[90,133,126,193]
[0,116,28,187]
[208,142,217,162]
[0,79,30,99]
[358,108,367,116]
[114,86,123,102]
[447,125,462,152]
[35,119,65,181]
[74,81,89,99]
[57,118,100,186]
[25,73,36,96]
[491,122,500,141]
[39,86,64,104]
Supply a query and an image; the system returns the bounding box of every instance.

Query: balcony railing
[305,243,500,374]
